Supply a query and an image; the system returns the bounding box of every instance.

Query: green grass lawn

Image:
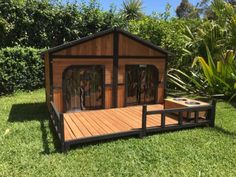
[0,89,236,177]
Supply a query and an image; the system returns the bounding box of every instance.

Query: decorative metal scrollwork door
[125,65,158,106]
[63,65,104,112]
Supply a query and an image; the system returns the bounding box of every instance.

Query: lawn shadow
[230,102,236,108]
[9,103,48,122]
[214,101,236,138]
[214,126,236,138]
[9,102,60,154]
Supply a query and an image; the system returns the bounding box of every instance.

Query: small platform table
[164,98,209,121]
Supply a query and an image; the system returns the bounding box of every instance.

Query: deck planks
[79,112,107,135]
[63,104,179,141]
[65,114,84,138]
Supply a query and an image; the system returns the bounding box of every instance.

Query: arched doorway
[63,65,104,112]
[125,65,159,106]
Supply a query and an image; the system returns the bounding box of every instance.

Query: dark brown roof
[41,27,171,56]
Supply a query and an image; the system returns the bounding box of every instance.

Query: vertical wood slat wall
[43,31,167,113]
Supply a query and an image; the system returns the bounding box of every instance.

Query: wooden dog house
[42,28,168,113]
[41,28,216,152]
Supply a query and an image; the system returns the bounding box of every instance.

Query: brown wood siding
[52,58,113,112]
[117,85,125,107]
[105,86,112,108]
[53,89,63,112]
[118,34,165,57]
[118,58,166,106]
[54,33,113,56]
[44,53,50,109]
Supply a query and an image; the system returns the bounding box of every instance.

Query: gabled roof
[41,27,171,56]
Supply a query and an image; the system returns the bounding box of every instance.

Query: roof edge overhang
[41,27,173,58]
[41,28,114,57]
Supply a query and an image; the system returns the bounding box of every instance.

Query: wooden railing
[50,101,64,144]
[140,100,216,137]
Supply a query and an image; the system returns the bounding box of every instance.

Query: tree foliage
[169,0,236,100]
[0,47,44,95]
[176,0,199,19]
[183,0,236,60]
[121,0,143,20]
[0,0,126,48]
[169,48,236,100]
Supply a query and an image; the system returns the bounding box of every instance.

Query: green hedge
[0,47,44,95]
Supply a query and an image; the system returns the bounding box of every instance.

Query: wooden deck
[63,104,180,141]
[50,100,216,152]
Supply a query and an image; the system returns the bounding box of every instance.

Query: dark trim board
[105,84,113,87]
[119,56,165,59]
[62,119,213,152]
[105,83,124,87]
[164,54,168,99]
[65,130,140,147]
[53,86,62,89]
[52,55,113,59]
[49,53,53,102]
[112,29,119,108]
[51,55,166,59]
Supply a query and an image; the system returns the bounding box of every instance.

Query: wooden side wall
[52,58,113,112]
[44,54,51,109]
[117,59,166,107]
[54,33,113,56]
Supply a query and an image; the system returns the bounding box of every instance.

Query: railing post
[194,111,199,123]
[140,104,147,138]
[210,99,217,127]
[186,111,190,122]
[178,111,183,126]
[50,103,53,120]
[161,113,165,128]
[60,113,64,142]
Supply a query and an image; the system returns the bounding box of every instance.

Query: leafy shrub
[160,19,201,68]
[193,48,236,100]
[128,17,164,45]
[0,0,126,49]
[0,47,44,95]
[168,47,236,101]
[128,17,201,68]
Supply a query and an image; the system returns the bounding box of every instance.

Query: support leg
[139,131,145,139]
[61,142,70,153]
